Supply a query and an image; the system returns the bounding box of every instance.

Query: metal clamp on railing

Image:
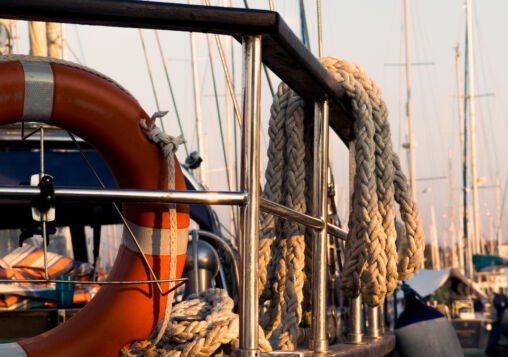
[31,174,55,222]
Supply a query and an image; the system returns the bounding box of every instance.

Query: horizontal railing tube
[0,186,348,238]
[0,186,247,205]
[260,197,347,239]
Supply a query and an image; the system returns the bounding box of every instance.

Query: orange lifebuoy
[0,57,189,356]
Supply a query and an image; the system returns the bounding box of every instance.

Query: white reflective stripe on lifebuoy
[20,61,54,122]
[122,221,188,256]
[0,342,27,357]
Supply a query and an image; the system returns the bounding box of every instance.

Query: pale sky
[13,0,508,246]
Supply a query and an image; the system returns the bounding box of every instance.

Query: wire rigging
[138,29,165,132]
[154,30,189,156]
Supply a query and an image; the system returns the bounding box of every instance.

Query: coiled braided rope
[122,289,272,357]
[258,57,425,350]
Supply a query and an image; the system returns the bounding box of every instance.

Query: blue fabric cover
[0,151,214,231]
[395,291,444,329]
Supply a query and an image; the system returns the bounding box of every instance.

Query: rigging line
[205,33,233,194]
[478,102,495,182]
[203,0,243,127]
[215,39,241,124]
[138,29,165,132]
[316,0,323,58]
[218,221,235,240]
[203,1,268,160]
[262,59,275,98]
[154,30,189,156]
[499,172,508,240]
[473,11,499,179]
[299,0,311,51]
[206,31,239,238]
[397,2,405,157]
[61,38,83,65]
[74,25,87,65]
[204,0,268,154]
[65,131,167,296]
[239,0,275,97]
[414,6,446,166]
[230,0,239,233]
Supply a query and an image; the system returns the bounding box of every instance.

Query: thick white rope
[258,57,426,352]
[258,84,309,350]
[139,111,185,345]
[122,289,272,357]
[319,57,425,305]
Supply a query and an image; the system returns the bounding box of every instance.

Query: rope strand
[139,112,185,345]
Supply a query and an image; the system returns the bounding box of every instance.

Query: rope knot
[140,112,186,158]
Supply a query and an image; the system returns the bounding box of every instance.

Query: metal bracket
[30,174,55,222]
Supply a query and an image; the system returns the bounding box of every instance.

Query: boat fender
[394,291,462,357]
[0,55,189,357]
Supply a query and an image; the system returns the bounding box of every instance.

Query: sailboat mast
[28,21,48,57]
[448,149,459,268]
[47,22,60,58]
[60,24,66,60]
[403,0,417,202]
[430,202,441,270]
[465,0,481,258]
[455,44,471,276]
[496,173,501,253]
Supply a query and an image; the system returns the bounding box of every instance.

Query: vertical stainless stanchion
[347,140,364,344]
[366,306,380,339]
[238,35,262,357]
[348,298,364,343]
[192,230,200,292]
[311,101,329,353]
[39,127,49,281]
[379,302,386,335]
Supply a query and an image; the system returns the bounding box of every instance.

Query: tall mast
[46,22,61,58]
[455,44,471,276]
[403,0,417,202]
[448,149,458,268]
[496,173,502,253]
[60,24,66,60]
[465,0,481,259]
[430,202,441,270]
[28,21,47,56]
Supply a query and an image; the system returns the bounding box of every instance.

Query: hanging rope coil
[258,83,311,350]
[326,59,392,306]
[318,57,425,305]
[258,56,425,351]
